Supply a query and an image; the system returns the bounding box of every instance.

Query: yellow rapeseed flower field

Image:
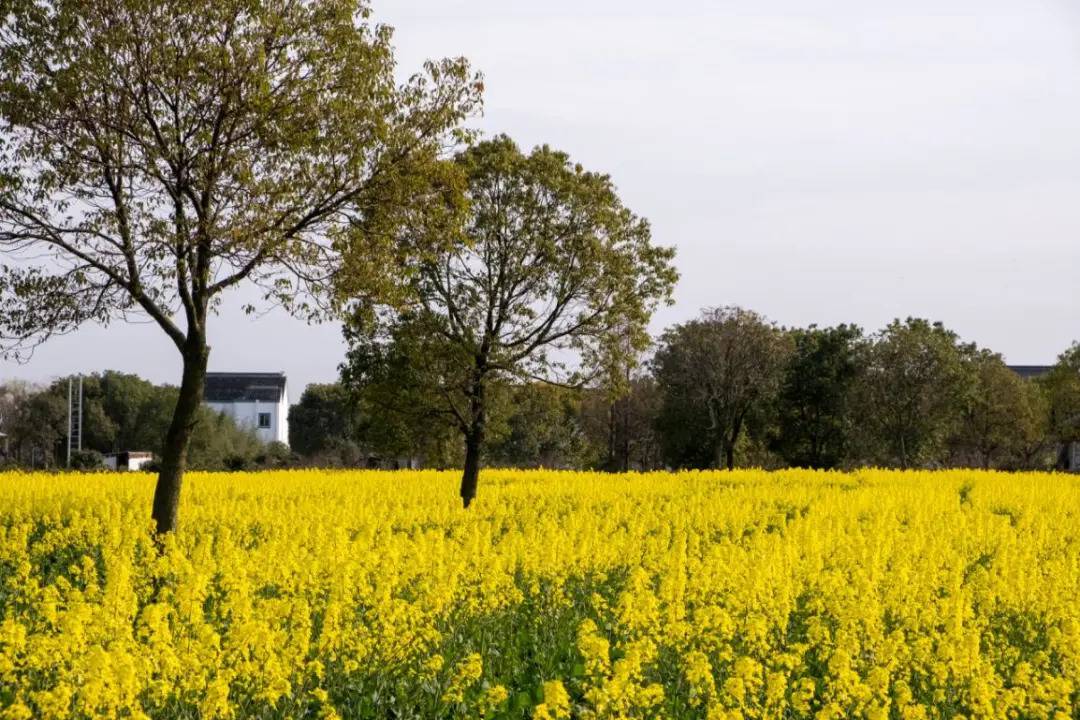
[1,469,1078,719]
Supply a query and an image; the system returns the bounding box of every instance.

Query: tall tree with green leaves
[949,351,1050,469]
[1041,342,1080,466]
[0,0,481,532]
[771,324,865,469]
[487,382,595,469]
[853,318,968,468]
[341,135,677,507]
[653,306,791,470]
[287,383,366,464]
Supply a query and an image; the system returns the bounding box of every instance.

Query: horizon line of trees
[0,371,291,472]
[289,308,1080,474]
[3,308,1077,476]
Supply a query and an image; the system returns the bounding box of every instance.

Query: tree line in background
[290,309,1079,473]
[0,372,289,471]
[2,311,1077,475]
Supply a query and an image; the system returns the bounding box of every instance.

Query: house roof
[1007,365,1054,380]
[205,372,287,403]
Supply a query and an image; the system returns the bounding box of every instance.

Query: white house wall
[206,397,289,446]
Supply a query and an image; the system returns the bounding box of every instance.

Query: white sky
[3,0,1079,395]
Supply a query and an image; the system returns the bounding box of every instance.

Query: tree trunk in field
[459,374,486,509]
[725,414,747,471]
[460,429,483,508]
[606,402,617,471]
[152,339,209,534]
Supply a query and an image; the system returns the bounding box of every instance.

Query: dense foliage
[0,372,276,471]
[652,307,791,470]
[340,136,677,504]
[2,469,1079,718]
[333,325,1076,473]
[770,325,865,469]
[0,0,481,532]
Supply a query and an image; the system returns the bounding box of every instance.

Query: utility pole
[67,375,83,467]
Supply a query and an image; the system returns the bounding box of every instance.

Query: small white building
[205,372,289,445]
[104,451,154,471]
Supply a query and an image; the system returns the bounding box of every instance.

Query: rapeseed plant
[0,469,1077,718]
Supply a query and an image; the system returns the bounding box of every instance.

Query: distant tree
[579,375,663,472]
[651,378,714,469]
[771,324,866,469]
[653,307,791,470]
[185,407,262,471]
[255,441,295,469]
[340,323,464,468]
[7,387,67,467]
[583,327,664,472]
[1041,342,1080,466]
[97,372,164,451]
[38,373,144,454]
[341,136,676,506]
[853,318,967,468]
[129,386,183,453]
[0,380,33,459]
[288,384,364,462]
[0,0,481,532]
[949,351,1050,469]
[1009,380,1054,469]
[487,382,594,469]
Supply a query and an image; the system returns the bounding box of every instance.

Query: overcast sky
[2,0,1079,396]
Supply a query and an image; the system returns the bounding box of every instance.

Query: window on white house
[258,412,272,429]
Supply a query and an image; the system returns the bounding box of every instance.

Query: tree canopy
[771,324,865,469]
[0,0,481,531]
[853,318,968,468]
[341,135,677,505]
[653,306,791,470]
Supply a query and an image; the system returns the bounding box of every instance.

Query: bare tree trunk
[616,395,631,472]
[460,428,483,508]
[152,339,208,534]
[725,416,743,471]
[606,401,617,471]
[459,375,486,508]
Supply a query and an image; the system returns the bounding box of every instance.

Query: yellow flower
[444,653,483,705]
[480,684,509,715]
[200,675,233,720]
[1,703,34,720]
[1,468,1079,719]
[684,650,716,707]
[534,680,571,719]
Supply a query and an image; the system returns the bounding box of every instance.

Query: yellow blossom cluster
[1,468,1078,719]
